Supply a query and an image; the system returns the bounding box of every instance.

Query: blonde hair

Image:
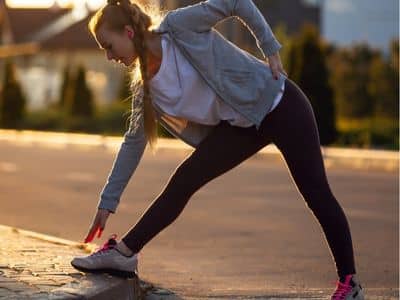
[88,0,164,149]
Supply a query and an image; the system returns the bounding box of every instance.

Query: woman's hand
[267,52,287,80]
[84,208,111,243]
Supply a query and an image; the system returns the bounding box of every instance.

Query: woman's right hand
[267,52,287,80]
[84,208,111,243]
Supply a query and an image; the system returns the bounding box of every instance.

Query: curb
[0,129,398,171]
[2,225,96,253]
[0,224,153,299]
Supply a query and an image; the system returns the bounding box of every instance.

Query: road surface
[0,140,398,298]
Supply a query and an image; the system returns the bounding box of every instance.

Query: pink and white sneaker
[71,234,138,278]
[331,274,364,300]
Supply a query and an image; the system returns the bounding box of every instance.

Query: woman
[71,1,364,299]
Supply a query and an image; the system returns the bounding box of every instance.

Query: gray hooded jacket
[98,0,286,212]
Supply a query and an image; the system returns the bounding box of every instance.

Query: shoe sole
[70,261,137,279]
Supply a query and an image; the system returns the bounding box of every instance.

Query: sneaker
[331,274,364,300]
[71,234,138,278]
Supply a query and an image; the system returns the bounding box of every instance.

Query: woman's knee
[166,158,205,196]
[301,184,337,211]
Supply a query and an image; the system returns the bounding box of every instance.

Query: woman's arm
[168,0,281,58]
[97,120,147,213]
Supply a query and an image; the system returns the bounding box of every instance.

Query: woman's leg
[260,79,356,279]
[122,121,270,254]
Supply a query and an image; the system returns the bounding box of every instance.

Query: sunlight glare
[71,0,88,20]
[6,0,105,9]
[87,0,106,11]
[56,0,73,8]
[6,0,55,8]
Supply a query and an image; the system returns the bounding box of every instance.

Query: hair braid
[101,0,158,148]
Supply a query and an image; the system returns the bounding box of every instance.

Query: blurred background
[0,2,398,295]
[0,0,398,149]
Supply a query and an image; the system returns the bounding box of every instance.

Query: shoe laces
[331,279,353,300]
[91,234,118,256]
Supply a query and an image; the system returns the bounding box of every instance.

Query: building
[0,0,125,110]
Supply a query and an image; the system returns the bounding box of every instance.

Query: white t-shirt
[149,34,284,128]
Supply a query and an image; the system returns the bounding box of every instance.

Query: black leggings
[122,79,356,278]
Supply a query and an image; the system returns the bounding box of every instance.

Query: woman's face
[95,24,136,67]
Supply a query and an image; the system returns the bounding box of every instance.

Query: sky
[322,0,399,51]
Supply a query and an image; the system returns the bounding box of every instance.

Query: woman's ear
[124,25,135,39]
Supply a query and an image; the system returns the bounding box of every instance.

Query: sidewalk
[0,129,398,171]
[0,225,178,300]
[0,223,358,300]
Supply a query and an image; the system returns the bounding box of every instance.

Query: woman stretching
[71,1,364,299]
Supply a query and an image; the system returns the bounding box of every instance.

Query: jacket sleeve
[167,0,281,58]
[97,108,147,213]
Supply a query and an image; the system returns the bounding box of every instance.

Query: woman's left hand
[267,52,287,80]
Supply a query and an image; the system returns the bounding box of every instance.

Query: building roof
[0,4,98,50]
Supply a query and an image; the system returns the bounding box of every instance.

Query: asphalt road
[0,140,398,299]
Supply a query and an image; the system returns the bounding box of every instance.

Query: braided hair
[89,0,162,149]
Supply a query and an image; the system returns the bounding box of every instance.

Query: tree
[287,24,337,145]
[368,47,399,119]
[0,60,26,129]
[273,23,292,70]
[66,64,95,117]
[390,39,399,74]
[58,64,73,110]
[328,44,379,119]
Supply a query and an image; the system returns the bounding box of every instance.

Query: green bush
[94,101,131,135]
[336,128,398,150]
[21,109,64,131]
[335,117,399,150]
[63,116,97,133]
